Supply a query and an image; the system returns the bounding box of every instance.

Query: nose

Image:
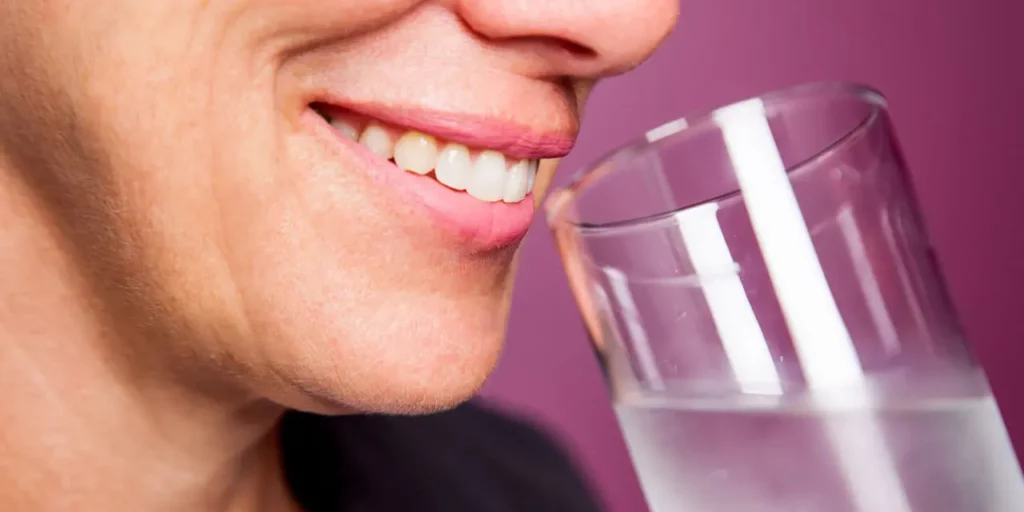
[452,0,679,77]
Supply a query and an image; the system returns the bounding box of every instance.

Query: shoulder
[281,401,604,512]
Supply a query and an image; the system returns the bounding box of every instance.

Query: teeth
[394,131,438,175]
[328,114,541,204]
[358,123,394,160]
[503,159,530,203]
[330,119,360,141]
[435,143,472,191]
[467,150,507,202]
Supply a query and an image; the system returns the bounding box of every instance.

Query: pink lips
[304,104,576,252]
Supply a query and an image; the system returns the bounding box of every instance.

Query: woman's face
[0,0,676,413]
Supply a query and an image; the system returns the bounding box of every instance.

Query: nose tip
[456,0,680,77]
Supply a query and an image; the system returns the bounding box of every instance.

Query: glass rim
[545,81,889,234]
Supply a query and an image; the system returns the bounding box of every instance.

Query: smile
[308,102,574,251]
[315,106,538,204]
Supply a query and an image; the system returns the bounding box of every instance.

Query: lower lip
[305,110,536,252]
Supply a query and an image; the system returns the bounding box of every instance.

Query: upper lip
[313,100,577,161]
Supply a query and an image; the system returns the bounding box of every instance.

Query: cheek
[256,0,424,46]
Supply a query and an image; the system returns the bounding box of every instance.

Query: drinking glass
[546,82,1024,512]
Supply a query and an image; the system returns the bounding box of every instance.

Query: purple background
[480,2,1024,511]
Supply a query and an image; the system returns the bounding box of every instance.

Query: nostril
[513,36,597,60]
[485,35,599,70]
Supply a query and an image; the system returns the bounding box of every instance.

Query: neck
[0,174,298,511]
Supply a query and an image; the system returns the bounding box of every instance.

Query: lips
[304,102,575,252]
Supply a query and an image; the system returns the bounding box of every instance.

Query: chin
[282,327,505,416]
[242,275,512,416]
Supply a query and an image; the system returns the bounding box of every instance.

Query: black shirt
[281,402,604,511]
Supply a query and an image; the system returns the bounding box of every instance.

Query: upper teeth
[330,118,539,204]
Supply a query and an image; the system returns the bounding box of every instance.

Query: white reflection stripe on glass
[837,205,901,355]
[603,267,666,391]
[715,99,912,512]
[645,118,689,142]
[713,98,863,389]
[674,202,782,395]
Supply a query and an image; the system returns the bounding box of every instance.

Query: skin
[0,1,677,510]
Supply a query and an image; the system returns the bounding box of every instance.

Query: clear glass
[547,82,1024,512]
